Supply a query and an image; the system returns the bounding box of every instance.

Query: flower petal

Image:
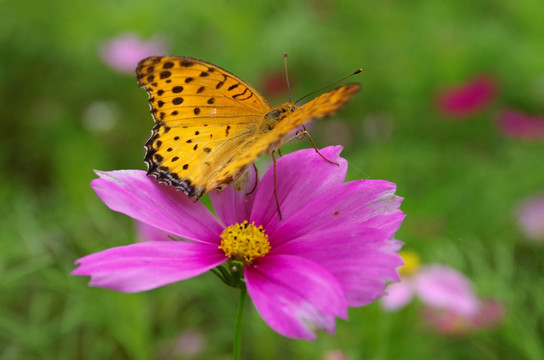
[275,226,403,306]
[381,281,415,311]
[498,108,544,141]
[91,170,222,244]
[271,179,404,246]
[135,221,171,242]
[414,265,480,316]
[250,146,347,232]
[209,166,258,226]
[516,193,544,242]
[72,241,226,292]
[100,33,169,74]
[245,254,347,340]
[435,75,498,118]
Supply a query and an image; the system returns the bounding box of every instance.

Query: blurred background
[1,0,544,359]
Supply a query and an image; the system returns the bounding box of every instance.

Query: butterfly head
[263,103,297,131]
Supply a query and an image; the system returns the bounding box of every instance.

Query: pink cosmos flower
[100,33,169,74]
[498,109,544,141]
[381,263,480,317]
[73,146,405,340]
[422,298,504,335]
[323,350,348,360]
[436,75,498,118]
[516,193,544,242]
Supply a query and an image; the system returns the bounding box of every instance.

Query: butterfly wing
[136,56,272,198]
[209,83,361,183]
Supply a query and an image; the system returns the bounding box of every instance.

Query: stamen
[219,220,271,263]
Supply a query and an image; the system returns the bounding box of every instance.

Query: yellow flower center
[218,220,271,263]
[398,250,421,277]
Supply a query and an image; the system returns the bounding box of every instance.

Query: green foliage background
[1,0,543,359]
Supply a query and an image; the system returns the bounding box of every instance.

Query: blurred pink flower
[382,264,480,316]
[361,113,394,143]
[422,298,504,335]
[171,330,205,358]
[516,193,544,242]
[436,75,498,118]
[498,109,544,141]
[100,33,169,74]
[260,71,289,98]
[159,329,205,359]
[324,349,348,360]
[73,146,405,340]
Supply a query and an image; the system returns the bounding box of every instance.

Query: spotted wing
[136,56,272,198]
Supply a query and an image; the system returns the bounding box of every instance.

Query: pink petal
[100,33,169,74]
[72,241,226,292]
[381,281,415,311]
[245,254,347,340]
[271,179,404,246]
[414,265,480,316]
[422,298,504,334]
[516,193,544,241]
[251,146,347,231]
[209,166,258,226]
[136,221,171,242]
[497,109,544,141]
[469,298,505,330]
[275,226,403,306]
[436,75,498,118]
[91,170,223,244]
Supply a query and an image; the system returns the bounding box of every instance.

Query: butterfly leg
[292,126,340,166]
[245,163,259,196]
[272,151,283,221]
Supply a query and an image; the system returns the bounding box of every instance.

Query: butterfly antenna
[284,52,292,103]
[295,68,362,105]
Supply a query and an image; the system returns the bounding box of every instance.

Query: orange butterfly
[136,56,360,199]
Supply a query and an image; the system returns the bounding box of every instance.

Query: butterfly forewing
[210,83,361,185]
[136,56,272,197]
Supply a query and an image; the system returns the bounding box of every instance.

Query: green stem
[233,287,247,360]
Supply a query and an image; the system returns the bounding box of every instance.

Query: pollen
[219,220,271,263]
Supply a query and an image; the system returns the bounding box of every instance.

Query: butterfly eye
[290,106,296,112]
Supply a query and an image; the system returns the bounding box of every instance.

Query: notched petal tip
[245,255,347,340]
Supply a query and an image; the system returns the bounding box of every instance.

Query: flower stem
[233,287,247,360]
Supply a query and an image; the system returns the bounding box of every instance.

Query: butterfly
[136,56,360,199]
